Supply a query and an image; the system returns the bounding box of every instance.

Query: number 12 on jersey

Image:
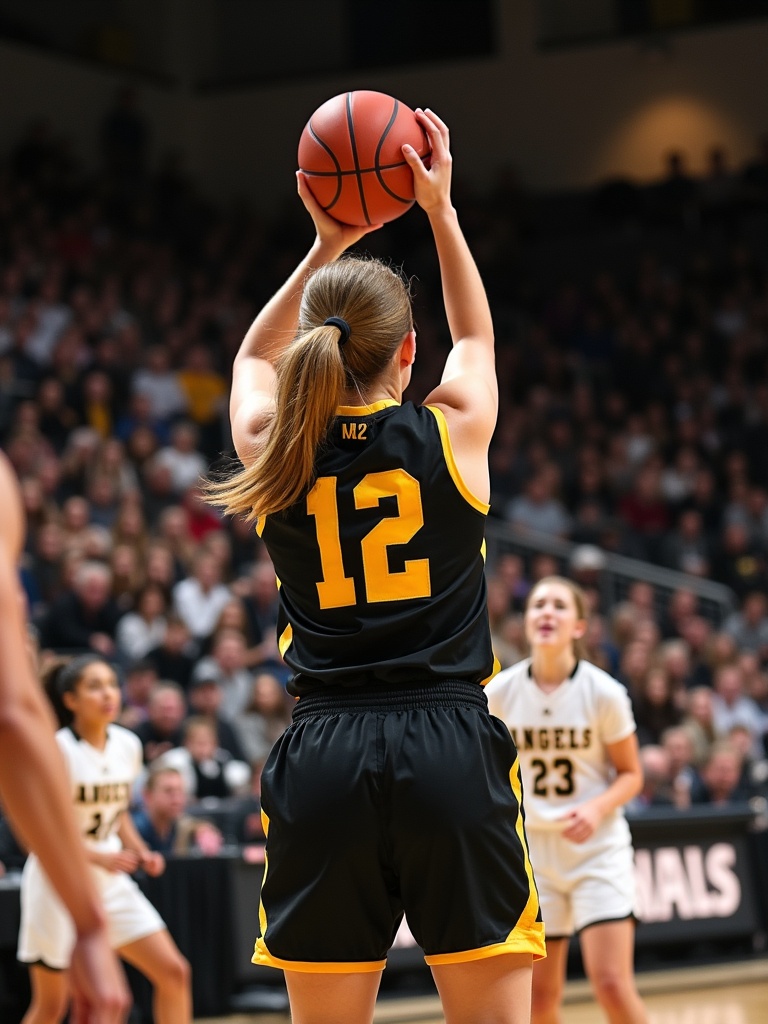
[307,470,431,609]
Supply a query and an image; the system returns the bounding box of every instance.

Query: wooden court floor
[200,958,768,1024]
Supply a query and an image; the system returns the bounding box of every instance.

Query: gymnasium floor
[201,958,768,1023]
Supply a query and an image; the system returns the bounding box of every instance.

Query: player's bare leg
[21,965,70,1024]
[431,951,533,1024]
[580,919,647,1024]
[283,969,382,1024]
[530,937,569,1024]
[118,929,191,1024]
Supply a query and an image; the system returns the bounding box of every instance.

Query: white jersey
[18,723,163,968]
[485,658,636,832]
[56,723,142,852]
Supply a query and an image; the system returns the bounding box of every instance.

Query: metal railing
[485,520,737,627]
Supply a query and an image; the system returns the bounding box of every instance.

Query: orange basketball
[298,90,430,227]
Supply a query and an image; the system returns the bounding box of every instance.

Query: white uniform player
[18,724,164,969]
[485,575,647,1024]
[486,657,637,936]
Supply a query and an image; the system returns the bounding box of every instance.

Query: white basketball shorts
[18,854,165,970]
[527,817,635,938]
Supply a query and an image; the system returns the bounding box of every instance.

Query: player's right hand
[95,850,141,873]
[404,108,452,216]
[69,926,130,1024]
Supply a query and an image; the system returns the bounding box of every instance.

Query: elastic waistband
[292,679,488,719]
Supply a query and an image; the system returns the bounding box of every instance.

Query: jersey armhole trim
[424,405,490,515]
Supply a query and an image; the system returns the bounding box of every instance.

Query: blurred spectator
[173,550,231,644]
[180,485,223,543]
[231,763,266,846]
[661,725,699,809]
[24,519,65,612]
[186,674,248,762]
[681,686,717,768]
[238,560,284,672]
[627,746,674,811]
[145,613,196,692]
[119,659,159,731]
[132,681,187,764]
[132,345,188,425]
[712,522,768,599]
[656,639,695,696]
[617,463,670,561]
[632,666,682,747]
[487,576,524,669]
[160,717,250,801]
[38,559,121,655]
[505,471,571,537]
[727,724,768,798]
[691,741,755,806]
[662,508,711,577]
[233,671,293,767]
[711,662,767,759]
[36,376,77,453]
[191,629,253,721]
[568,544,606,593]
[157,508,196,577]
[109,542,144,612]
[677,615,714,688]
[134,766,223,856]
[116,582,169,663]
[153,421,208,496]
[661,588,698,640]
[175,344,227,457]
[722,591,768,662]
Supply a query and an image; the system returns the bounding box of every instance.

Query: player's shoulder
[485,657,531,696]
[108,723,143,754]
[55,725,76,750]
[575,660,629,701]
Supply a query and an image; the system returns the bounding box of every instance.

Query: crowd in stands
[1,90,768,871]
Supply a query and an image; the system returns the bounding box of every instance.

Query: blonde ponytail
[206,324,346,520]
[207,254,413,521]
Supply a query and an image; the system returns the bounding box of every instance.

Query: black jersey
[258,399,498,695]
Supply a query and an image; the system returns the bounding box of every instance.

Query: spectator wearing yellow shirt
[176,344,226,456]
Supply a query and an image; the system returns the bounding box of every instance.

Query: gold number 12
[306,469,431,609]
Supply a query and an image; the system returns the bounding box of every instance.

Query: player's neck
[530,649,577,691]
[75,719,109,750]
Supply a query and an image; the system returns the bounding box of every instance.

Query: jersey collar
[335,399,400,416]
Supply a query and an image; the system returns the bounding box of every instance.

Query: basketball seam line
[346,91,370,226]
[307,125,343,210]
[299,160,415,177]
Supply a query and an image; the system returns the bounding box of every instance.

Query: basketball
[298,90,431,227]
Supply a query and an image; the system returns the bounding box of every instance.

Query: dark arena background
[0,2,767,1021]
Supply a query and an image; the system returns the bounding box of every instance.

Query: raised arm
[229,184,381,466]
[403,110,498,501]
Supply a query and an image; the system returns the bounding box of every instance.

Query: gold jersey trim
[278,622,293,658]
[251,939,386,974]
[424,406,490,515]
[335,399,399,416]
[425,928,545,966]
[507,756,545,954]
[480,654,502,687]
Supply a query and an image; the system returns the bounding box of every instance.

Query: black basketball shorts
[252,679,545,973]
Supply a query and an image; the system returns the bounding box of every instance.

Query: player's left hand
[297,172,382,252]
[558,802,603,844]
[139,850,165,877]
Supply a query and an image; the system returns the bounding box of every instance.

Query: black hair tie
[323,316,351,347]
